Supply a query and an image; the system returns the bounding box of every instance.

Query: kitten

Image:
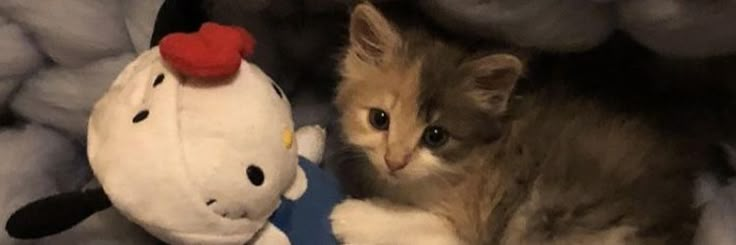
[330,3,709,245]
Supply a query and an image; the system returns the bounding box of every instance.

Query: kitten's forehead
[408,43,473,113]
[406,39,504,144]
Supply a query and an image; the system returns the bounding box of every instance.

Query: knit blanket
[0,0,163,244]
[2,0,736,244]
[420,0,736,57]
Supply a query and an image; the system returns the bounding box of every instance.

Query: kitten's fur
[330,3,707,245]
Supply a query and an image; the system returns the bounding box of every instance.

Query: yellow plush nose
[282,129,293,149]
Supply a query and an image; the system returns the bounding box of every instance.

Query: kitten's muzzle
[385,154,411,172]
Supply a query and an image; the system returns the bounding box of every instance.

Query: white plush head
[86,31,298,244]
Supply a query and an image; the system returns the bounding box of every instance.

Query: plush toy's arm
[251,222,290,245]
[283,166,307,200]
[283,125,324,200]
[295,125,326,164]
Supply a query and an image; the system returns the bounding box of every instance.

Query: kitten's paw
[330,199,382,244]
[330,199,464,245]
[295,125,326,164]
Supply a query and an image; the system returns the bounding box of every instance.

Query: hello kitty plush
[5,23,343,245]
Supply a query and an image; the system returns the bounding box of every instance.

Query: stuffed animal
[5,22,343,245]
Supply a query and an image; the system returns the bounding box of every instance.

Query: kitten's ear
[464,54,523,114]
[349,3,400,62]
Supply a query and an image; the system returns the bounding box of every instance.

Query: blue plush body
[270,157,344,245]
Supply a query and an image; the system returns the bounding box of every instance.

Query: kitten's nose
[385,154,411,172]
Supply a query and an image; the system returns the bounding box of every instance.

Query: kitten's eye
[422,126,448,148]
[368,108,389,130]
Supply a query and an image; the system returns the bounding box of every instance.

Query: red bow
[159,22,255,79]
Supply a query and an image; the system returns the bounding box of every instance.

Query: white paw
[330,199,383,244]
[330,199,464,245]
[295,125,326,164]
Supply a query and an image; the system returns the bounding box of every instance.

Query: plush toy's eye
[272,83,284,99]
[132,110,149,123]
[153,74,164,87]
[246,165,264,186]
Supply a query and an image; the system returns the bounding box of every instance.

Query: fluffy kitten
[330,3,708,245]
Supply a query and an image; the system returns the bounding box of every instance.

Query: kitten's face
[335,3,523,183]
